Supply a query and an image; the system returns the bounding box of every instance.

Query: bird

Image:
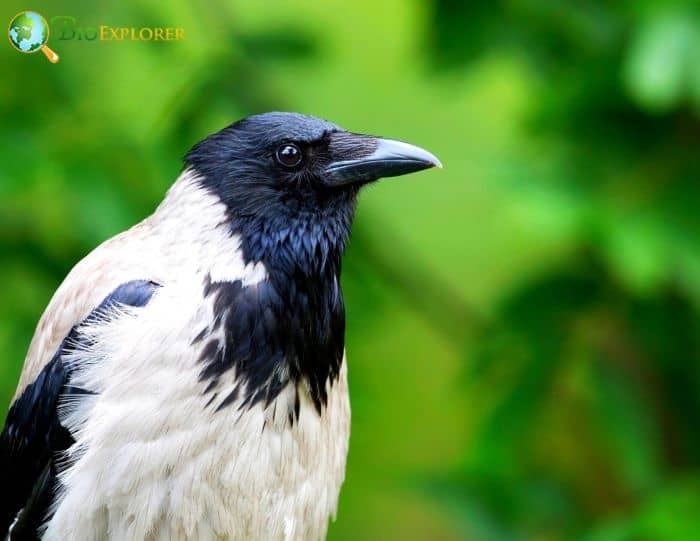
[0,112,441,541]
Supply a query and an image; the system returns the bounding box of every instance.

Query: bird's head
[185,112,441,268]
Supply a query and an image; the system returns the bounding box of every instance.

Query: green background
[2,1,700,539]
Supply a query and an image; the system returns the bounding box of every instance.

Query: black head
[185,111,441,269]
[185,112,441,412]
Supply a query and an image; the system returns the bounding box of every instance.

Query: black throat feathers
[194,181,356,416]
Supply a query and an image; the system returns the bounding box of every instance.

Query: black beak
[323,134,442,186]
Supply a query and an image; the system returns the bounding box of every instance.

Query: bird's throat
[198,210,352,416]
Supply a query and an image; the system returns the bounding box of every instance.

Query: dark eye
[275,143,303,168]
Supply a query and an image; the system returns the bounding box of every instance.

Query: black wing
[0,280,160,540]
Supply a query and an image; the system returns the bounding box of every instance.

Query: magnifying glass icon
[8,11,60,63]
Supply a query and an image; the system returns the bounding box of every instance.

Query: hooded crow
[0,112,441,541]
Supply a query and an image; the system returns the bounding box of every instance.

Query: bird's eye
[275,143,303,168]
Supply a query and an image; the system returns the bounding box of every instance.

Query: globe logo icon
[8,11,59,63]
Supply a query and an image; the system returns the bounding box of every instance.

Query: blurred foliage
[426,1,700,540]
[1,0,699,539]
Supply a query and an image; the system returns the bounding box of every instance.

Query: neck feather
[182,169,356,414]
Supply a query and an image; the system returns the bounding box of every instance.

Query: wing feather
[16,222,160,399]
[0,280,160,539]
